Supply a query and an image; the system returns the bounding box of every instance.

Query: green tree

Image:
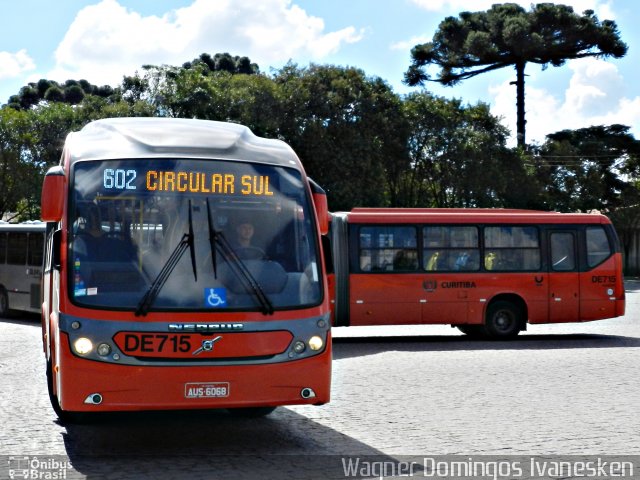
[608,186,640,275]
[122,73,149,104]
[64,85,85,105]
[26,103,79,168]
[0,108,39,220]
[43,86,65,103]
[404,3,627,147]
[4,78,120,110]
[276,64,407,210]
[535,125,640,213]
[400,92,518,208]
[182,52,260,75]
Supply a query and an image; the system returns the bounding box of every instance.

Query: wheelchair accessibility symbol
[205,288,227,308]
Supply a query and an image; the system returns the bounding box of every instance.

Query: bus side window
[0,233,6,264]
[423,226,479,272]
[551,232,576,271]
[358,226,417,272]
[7,233,27,265]
[28,233,44,266]
[484,226,540,271]
[586,226,611,267]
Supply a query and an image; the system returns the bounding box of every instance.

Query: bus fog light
[74,337,93,355]
[308,336,323,351]
[97,343,112,357]
[293,341,306,354]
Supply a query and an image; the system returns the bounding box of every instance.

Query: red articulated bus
[328,208,625,339]
[40,117,331,422]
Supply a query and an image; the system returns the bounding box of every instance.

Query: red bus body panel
[54,330,331,412]
[331,208,626,329]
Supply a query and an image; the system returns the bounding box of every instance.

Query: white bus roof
[0,222,46,232]
[62,117,303,169]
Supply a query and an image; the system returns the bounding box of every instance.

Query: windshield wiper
[135,200,198,317]
[206,199,218,279]
[206,199,274,315]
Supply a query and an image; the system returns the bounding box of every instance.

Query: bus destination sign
[103,168,274,196]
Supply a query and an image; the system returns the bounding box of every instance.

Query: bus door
[580,225,619,321]
[548,230,580,322]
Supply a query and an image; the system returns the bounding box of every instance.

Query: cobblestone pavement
[1,281,639,479]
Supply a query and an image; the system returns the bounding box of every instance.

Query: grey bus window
[0,233,6,264]
[484,226,541,271]
[586,226,611,267]
[28,233,44,266]
[551,232,576,271]
[423,226,479,271]
[7,232,27,265]
[359,226,418,272]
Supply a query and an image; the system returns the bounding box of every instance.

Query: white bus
[0,222,45,315]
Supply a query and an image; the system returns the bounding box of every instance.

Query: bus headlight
[74,337,93,355]
[308,336,323,351]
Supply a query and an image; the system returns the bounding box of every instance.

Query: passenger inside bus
[74,204,137,262]
[73,204,104,258]
[485,252,497,270]
[232,219,267,260]
[425,250,440,271]
[73,203,142,295]
[393,249,418,270]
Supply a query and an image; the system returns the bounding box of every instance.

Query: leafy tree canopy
[405,3,626,84]
[404,3,627,146]
[535,124,640,212]
[181,52,259,75]
[5,78,118,110]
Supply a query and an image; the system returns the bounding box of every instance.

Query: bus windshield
[70,158,322,312]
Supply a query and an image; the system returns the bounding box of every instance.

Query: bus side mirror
[309,179,329,236]
[41,166,65,222]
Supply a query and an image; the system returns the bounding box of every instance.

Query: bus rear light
[73,338,93,355]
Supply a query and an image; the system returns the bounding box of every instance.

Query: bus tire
[227,406,277,418]
[0,288,8,317]
[484,300,522,339]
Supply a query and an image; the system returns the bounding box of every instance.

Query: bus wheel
[0,288,8,317]
[484,301,522,339]
[227,407,277,418]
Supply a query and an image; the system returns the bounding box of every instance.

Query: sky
[0,0,638,146]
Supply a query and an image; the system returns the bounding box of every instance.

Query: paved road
[1,282,639,478]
